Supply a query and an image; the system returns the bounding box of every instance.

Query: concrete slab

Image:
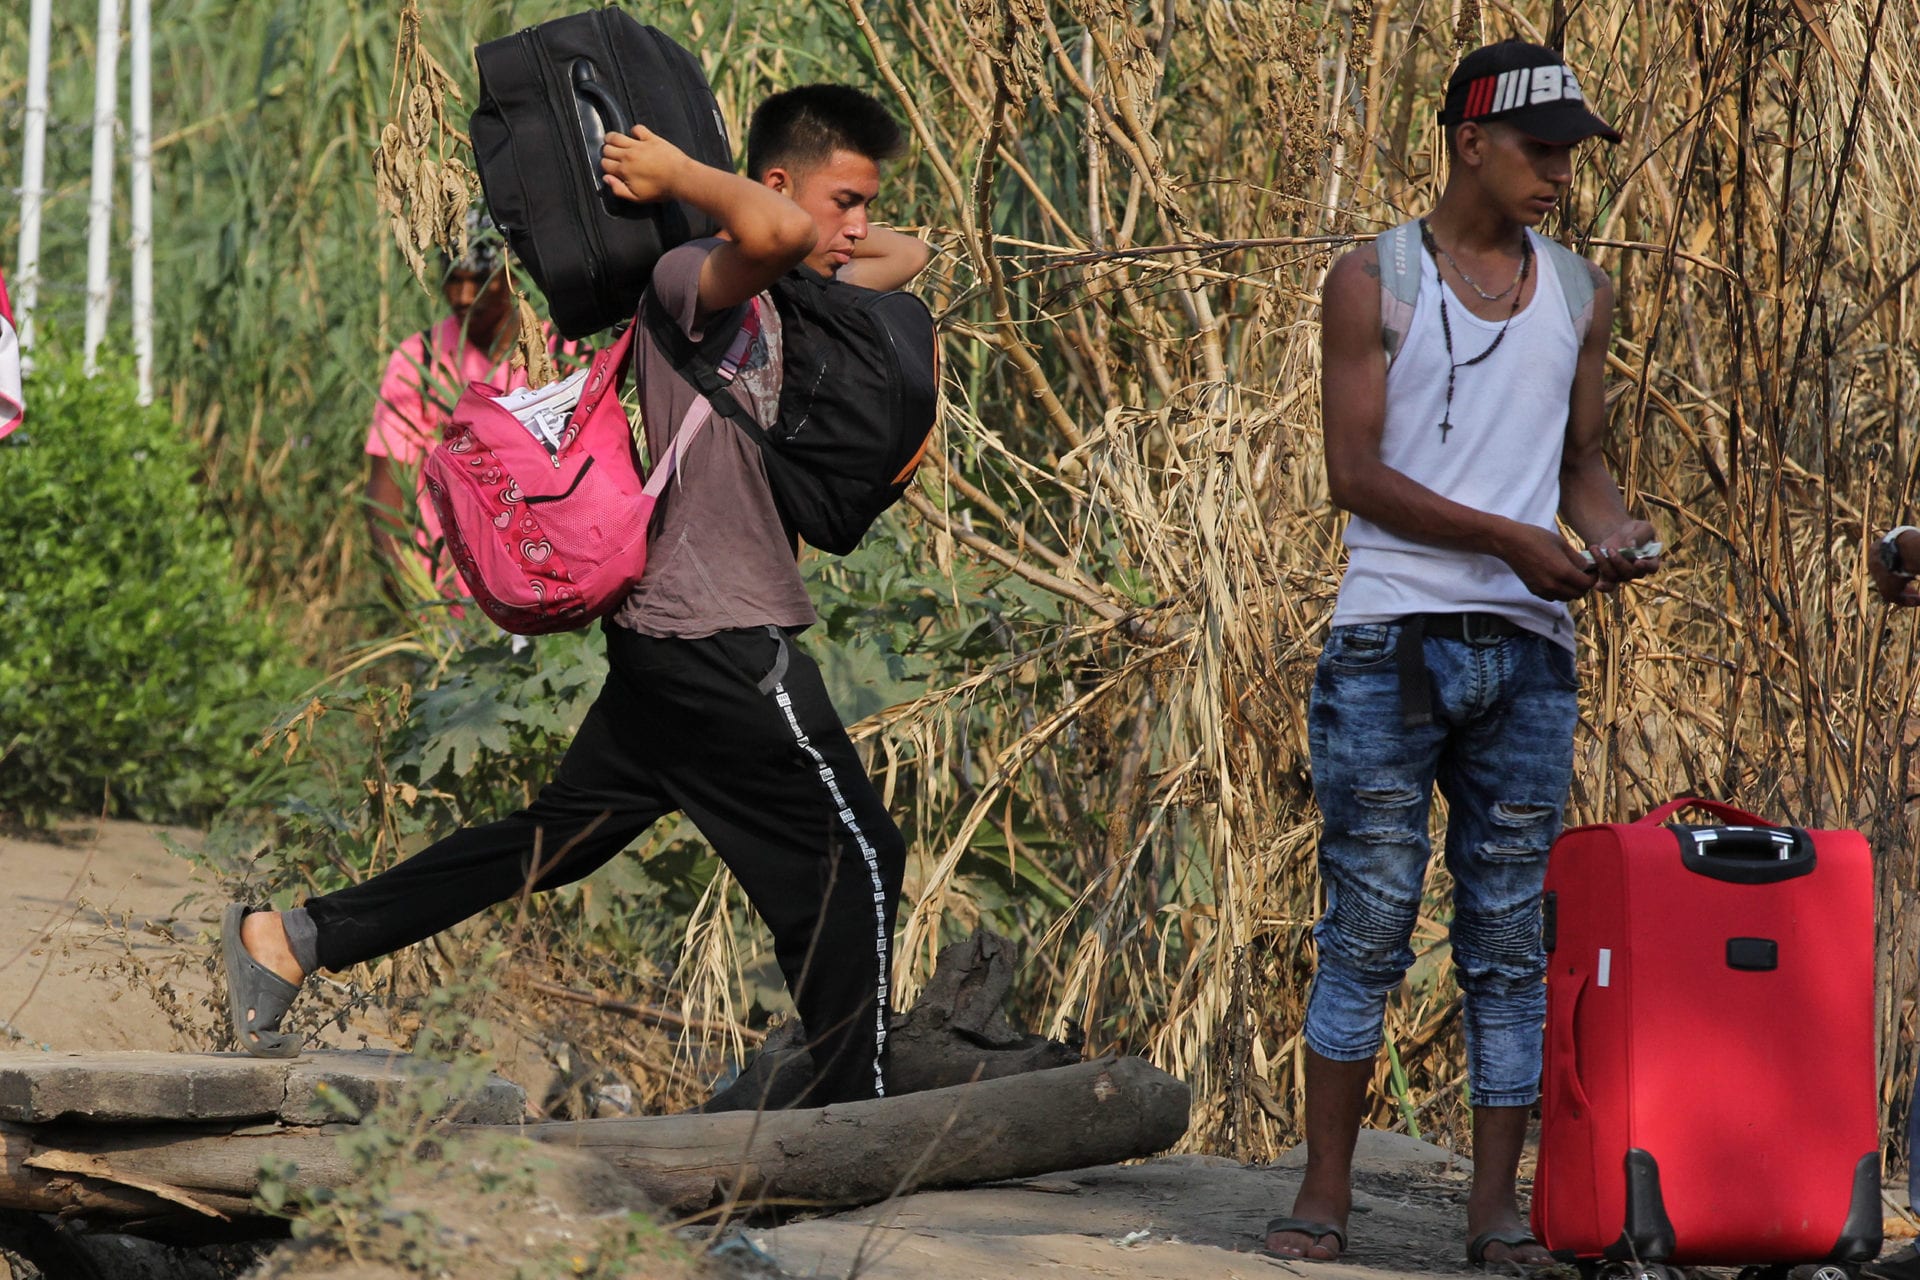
[283,1050,526,1125]
[0,1049,525,1125]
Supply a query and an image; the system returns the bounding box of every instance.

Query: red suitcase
[1532,797,1881,1269]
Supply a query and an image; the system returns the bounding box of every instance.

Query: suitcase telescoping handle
[1641,797,1817,884]
[571,61,633,187]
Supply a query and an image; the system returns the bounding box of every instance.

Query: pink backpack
[425,306,759,634]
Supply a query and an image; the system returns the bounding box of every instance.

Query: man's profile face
[766,149,883,276]
[442,268,513,345]
[1458,121,1575,226]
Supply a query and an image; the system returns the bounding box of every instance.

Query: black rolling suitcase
[470,9,733,339]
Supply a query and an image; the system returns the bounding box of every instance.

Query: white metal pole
[15,0,54,364]
[84,0,123,377]
[130,0,153,403]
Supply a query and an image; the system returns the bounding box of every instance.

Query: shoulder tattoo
[1361,255,1381,280]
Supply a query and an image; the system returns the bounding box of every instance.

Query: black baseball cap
[1438,40,1620,145]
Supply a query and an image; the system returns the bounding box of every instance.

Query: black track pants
[302,623,907,1105]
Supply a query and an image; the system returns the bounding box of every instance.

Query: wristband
[1880,526,1920,579]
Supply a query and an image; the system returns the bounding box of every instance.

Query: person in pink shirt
[0,265,22,441]
[364,215,529,604]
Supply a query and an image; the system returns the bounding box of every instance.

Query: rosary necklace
[1419,218,1533,443]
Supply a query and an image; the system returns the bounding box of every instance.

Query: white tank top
[1330,229,1579,650]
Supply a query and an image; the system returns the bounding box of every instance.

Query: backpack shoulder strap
[1374,220,1423,366]
[1534,234,1598,345]
[639,293,769,444]
[1373,222,1602,360]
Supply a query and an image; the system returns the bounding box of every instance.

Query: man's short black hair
[747,84,904,180]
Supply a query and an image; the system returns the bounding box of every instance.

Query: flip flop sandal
[1262,1217,1347,1261]
[1467,1229,1555,1273]
[222,904,303,1058]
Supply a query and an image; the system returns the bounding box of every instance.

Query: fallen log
[0,1056,1189,1221]
[535,1054,1188,1212]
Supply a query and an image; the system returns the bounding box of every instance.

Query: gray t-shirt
[613,239,817,638]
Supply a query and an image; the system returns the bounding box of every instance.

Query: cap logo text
[1466,66,1586,118]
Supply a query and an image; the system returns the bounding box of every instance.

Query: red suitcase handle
[1638,796,1773,827]
[1543,970,1603,1251]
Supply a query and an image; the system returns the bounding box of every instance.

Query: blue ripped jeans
[1304,621,1578,1108]
[1908,1010,1920,1214]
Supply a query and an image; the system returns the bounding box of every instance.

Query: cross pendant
[1439,419,1453,442]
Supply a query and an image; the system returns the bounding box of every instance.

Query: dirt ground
[0,820,223,1054]
[751,1139,1485,1280]
[0,821,1910,1280]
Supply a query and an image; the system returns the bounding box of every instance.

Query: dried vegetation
[807,0,1920,1159]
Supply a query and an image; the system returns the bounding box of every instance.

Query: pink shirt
[365,316,542,564]
[0,267,20,440]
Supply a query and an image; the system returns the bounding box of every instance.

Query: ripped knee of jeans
[1481,799,1560,861]
[1351,783,1425,846]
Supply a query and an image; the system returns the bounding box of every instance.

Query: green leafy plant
[0,341,303,825]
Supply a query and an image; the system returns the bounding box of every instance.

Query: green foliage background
[0,343,299,823]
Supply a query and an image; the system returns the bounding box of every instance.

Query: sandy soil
[0,820,221,1054]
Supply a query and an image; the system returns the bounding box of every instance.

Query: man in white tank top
[1264,40,1661,1269]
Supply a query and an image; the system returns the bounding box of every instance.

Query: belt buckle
[1461,613,1501,647]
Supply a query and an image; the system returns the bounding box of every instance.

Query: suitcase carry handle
[571,61,633,189]
[1545,969,1604,1243]
[1673,823,1817,883]
[1639,796,1771,827]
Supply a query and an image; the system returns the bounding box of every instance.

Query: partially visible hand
[601,125,688,205]
[1869,531,1920,607]
[1584,519,1662,594]
[1498,522,1599,603]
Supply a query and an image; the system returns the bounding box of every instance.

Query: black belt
[1394,612,1529,728]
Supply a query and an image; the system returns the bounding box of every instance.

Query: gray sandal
[222,904,303,1058]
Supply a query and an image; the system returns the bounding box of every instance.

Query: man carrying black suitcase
[1263,41,1660,1268]
[224,85,932,1110]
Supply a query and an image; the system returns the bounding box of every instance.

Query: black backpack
[470,9,733,339]
[646,267,939,555]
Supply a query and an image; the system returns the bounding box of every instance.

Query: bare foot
[1466,1213,1555,1271]
[240,910,306,987]
[1465,1106,1552,1270]
[1266,1224,1346,1261]
[1264,1189,1350,1261]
